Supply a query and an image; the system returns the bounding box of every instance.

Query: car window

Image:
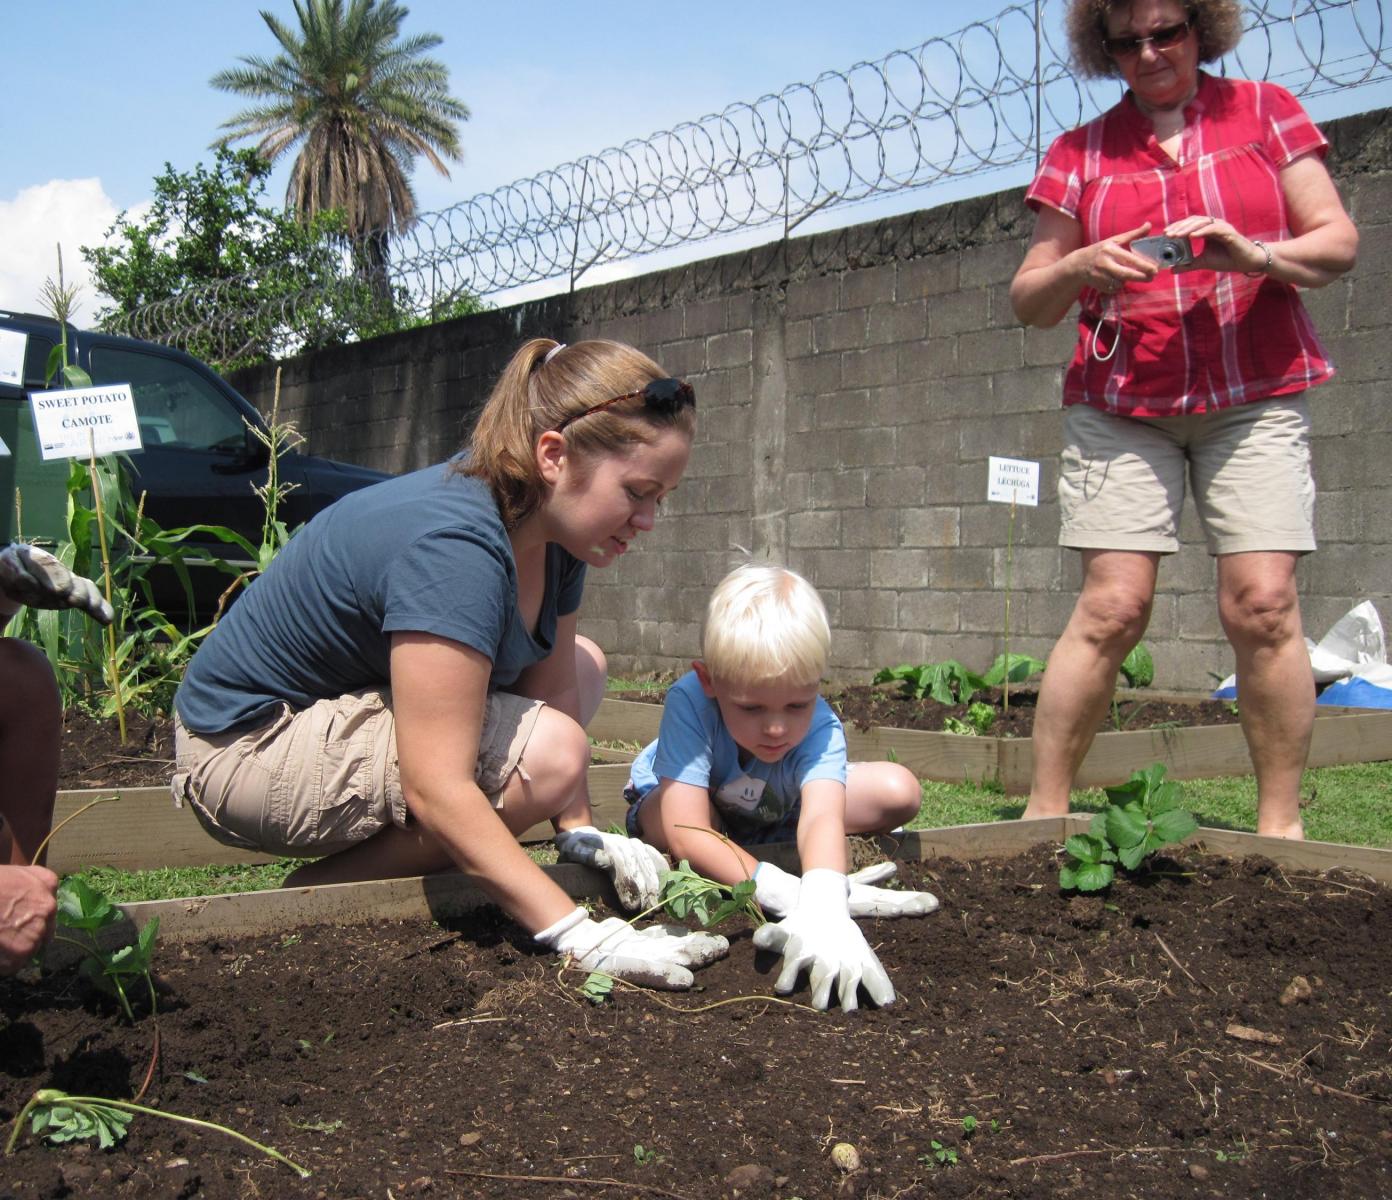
[88,346,248,452]
[22,335,57,389]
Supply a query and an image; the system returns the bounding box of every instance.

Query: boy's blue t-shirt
[175,461,586,734]
[626,670,847,834]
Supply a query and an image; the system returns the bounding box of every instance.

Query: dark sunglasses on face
[553,377,696,435]
[1103,18,1192,59]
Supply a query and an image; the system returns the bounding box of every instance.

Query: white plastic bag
[1211,600,1392,708]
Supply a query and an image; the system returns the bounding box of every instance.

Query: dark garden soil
[4,846,1389,1199]
[610,684,1245,741]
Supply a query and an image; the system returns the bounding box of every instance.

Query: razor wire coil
[116,0,1391,364]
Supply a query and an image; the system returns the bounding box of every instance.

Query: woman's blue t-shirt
[175,461,586,734]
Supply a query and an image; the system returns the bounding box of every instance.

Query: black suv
[0,311,388,620]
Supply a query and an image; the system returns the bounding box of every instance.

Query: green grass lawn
[910,758,1392,849]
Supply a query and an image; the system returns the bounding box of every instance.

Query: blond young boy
[624,563,937,1011]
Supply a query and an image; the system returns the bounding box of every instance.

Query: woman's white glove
[846,862,940,918]
[534,907,728,990]
[751,868,895,1012]
[553,826,668,911]
[0,543,113,624]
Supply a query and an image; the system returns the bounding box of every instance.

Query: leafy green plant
[1059,763,1198,891]
[659,859,764,928]
[981,652,1046,689]
[941,703,1005,737]
[1057,833,1117,892]
[1120,642,1155,688]
[633,1143,663,1165]
[874,660,986,706]
[5,1089,309,1177]
[961,1115,978,1137]
[875,653,1045,708]
[52,878,158,1023]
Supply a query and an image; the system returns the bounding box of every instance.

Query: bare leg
[844,762,922,833]
[1217,552,1311,839]
[0,640,61,866]
[285,703,591,887]
[1024,551,1160,819]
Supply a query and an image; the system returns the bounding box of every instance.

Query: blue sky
[3,1,1389,316]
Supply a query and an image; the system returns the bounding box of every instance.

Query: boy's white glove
[752,861,801,919]
[751,868,895,1012]
[553,826,668,911]
[534,906,728,990]
[846,862,940,918]
[0,543,113,625]
[754,861,939,920]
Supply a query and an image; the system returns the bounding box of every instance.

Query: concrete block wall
[228,107,1392,692]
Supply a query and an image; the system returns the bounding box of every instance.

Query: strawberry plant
[659,859,763,928]
[52,878,158,1023]
[1059,763,1197,891]
[5,1089,309,1177]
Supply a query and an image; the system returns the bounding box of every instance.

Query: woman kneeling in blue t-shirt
[172,338,725,990]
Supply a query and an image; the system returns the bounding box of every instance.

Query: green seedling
[920,1140,957,1167]
[1059,763,1198,890]
[944,703,999,737]
[289,1117,344,1134]
[53,878,158,1023]
[580,972,615,1005]
[961,1115,978,1137]
[1058,833,1117,892]
[5,1089,310,1177]
[659,859,764,928]
[633,1143,662,1165]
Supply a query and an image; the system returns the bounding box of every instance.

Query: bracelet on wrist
[1244,239,1273,279]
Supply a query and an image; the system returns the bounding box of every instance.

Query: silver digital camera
[1132,235,1195,269]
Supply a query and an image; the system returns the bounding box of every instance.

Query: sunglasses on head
[1103,18,1191,59]
[553,377,696,435]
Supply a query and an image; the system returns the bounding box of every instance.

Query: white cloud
[0,179,128,321]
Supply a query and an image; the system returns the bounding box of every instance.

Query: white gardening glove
[553,825,668,911]
[751,868,895,1012]
[847,862,940,919]
[751,861,801,919]
[0,543,113,625]
[534,906,728,990]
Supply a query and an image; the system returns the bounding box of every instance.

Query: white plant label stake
[987,457,1040,713]
[28,384,142,461]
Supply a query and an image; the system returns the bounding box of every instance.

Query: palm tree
[211,0,469,301]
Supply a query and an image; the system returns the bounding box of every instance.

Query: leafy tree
[82,148,371,369]
[210,0,469,300]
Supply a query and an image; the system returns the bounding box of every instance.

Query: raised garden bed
[599,691,1392,796]
[7,821,1391,1199]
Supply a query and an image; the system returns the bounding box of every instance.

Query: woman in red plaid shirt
[1010,0,1358,839]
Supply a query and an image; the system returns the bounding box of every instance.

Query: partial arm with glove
[534,906,728,990]
[753,860,938,920]
[751,867,896,1012]
[0,543,113,624]
[553,825,669,912]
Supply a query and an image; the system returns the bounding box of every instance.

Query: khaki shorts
[172,689,545,857]
[1058,398,1316,556]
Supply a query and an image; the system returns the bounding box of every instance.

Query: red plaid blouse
[1026,72,1335,417]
